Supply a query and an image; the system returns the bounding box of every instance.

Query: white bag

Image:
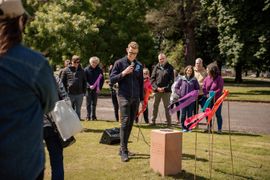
[50,100,83,141]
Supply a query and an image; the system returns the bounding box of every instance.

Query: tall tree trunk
[181,0,198,66]
[185,25,196,66]
[234,63,243,83]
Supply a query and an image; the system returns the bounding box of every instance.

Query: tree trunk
[256,70,260,78]
[185,25,196,66]
[234,63,243,83]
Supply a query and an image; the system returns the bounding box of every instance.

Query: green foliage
[201,0,270,82]
[24,1,103,66]
[94,0,159,67]
[163,40,185,71]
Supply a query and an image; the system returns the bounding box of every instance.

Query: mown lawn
[224,77,270,102]
[44,121,270,180]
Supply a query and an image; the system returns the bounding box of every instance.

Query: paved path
[81,97,270,134]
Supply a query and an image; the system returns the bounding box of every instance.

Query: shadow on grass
[229,90,270,96]
[130,153,150,160]
[224,78,270,87]
[167,170,207,180]
[82,128,104,133]
[197,130,261,137]
[134,124,179,130]
[182,153,208,162]
[134,124,262,137]
[214,168,255,180]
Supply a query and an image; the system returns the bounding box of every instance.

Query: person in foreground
[43,76,69,180]
[203,62,224,134]
[0,0,58,179]
[110,41,144,162]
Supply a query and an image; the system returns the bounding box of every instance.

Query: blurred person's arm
[35,60,58,113]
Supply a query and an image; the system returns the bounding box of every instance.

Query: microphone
[131,62,135,67]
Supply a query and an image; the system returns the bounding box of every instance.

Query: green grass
[44,121,270,180]
[224,77,270,102]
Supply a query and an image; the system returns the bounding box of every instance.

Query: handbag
[50,100,83,141]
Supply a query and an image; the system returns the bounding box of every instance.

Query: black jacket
[61,66,86,95]
[151,62,174,92]
[84,65,104,91]
[110,56,144,101]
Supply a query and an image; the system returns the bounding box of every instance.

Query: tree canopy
[22,0,269,81]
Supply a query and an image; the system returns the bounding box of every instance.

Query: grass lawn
[44,121,270,180]
[224,77,270,102]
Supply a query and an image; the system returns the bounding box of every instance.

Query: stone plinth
[150,129,182,176]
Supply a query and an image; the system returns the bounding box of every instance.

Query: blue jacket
[110,56,144,101]
[0,44,58,179]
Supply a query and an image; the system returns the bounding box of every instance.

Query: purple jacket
[174,76,199,98]
[202,75,224,99]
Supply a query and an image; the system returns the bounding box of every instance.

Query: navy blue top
[0,44,58,179]
[110,56,144,101]
[84,65,104,91]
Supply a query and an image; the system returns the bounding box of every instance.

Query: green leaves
[24,1,103,65]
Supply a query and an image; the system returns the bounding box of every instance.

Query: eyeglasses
[128,51,138,55]
[74,61,80,64]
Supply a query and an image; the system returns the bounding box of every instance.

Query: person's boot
[120,151,129,162]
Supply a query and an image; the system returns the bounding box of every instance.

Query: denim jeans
[44,127,64,180]
[86,90,98,119]
[118,96,139,152]
[69,94,84,119]
[208,103,223,131]
[180,102,195,130]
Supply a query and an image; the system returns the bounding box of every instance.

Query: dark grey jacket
[151,62,174,92]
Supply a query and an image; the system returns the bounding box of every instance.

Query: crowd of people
[0,0,225,179]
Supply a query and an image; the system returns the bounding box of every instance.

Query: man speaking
[110,41,144,162]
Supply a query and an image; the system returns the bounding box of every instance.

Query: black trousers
[111,91,119,121]
[118,96,139,152]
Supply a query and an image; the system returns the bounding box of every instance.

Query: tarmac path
[81,97,270,134]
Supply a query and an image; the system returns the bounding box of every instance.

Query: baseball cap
[0,0,28,19]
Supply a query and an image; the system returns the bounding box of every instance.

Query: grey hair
[195,58,203,63]
[89,56,100,64]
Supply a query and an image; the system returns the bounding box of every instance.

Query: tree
[146,0,211,68]
[202,0,270,82]
[94,0,160,67]
[23,0,103,66]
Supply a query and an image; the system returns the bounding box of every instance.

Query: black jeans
[118,96,139,152]
[86,89,98,119]
[44,127,64,180]
[111,90,119,121]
